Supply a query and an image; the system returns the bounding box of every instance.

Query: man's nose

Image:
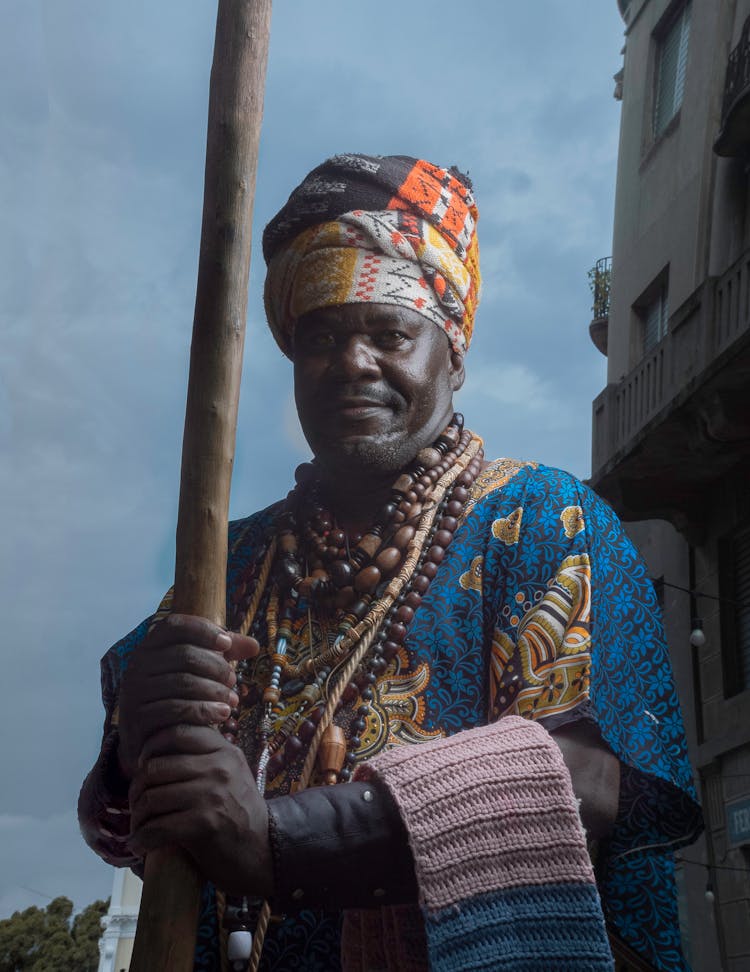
[332,335,380,379]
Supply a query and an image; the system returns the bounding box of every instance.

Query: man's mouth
[332,398,390,418]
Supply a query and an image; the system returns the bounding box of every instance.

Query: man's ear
[450,351,465,392]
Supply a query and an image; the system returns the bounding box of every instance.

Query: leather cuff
[266,781,418,912]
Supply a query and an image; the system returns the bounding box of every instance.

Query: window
[653,2,692,137]
[634,271,670,355]
[643,286,669,352]
[720,522,750,696]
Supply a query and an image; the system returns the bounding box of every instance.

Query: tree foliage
[0,896,109,972]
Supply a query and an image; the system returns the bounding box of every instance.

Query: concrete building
[97,868,142,972]
[590,1,750,968]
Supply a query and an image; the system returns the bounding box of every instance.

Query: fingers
[139,725,224,762]
[223,632,260,662]
[146,614,232,653]
[129,780,210,853]
[126,642,234,690]
[134,698,233,745]
[147,614,260,661]
[137,671,239,708]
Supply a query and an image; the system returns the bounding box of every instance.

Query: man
[79,155,702,972]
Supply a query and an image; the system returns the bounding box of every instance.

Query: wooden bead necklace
[222,419,484,972]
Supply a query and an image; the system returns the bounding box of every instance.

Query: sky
[0,0,624,919]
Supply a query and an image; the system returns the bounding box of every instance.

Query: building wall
[596,1,750,968]
[98,868,142,972]
[607,0,732,381]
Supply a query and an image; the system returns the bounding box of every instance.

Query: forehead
[297,302,439,335]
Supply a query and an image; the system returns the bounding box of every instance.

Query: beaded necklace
[223,414,484,971]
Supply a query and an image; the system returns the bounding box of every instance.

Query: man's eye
[298,331,336,350]
[377,330,408,346]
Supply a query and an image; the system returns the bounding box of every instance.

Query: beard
[311,427,414,480]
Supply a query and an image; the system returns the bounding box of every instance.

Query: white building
[97,869,142,972]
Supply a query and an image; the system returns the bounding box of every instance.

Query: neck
[316,468,396,533]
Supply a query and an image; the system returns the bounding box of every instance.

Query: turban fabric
[262,155,481,356]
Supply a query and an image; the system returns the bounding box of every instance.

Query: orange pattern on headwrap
[262,155,481,356]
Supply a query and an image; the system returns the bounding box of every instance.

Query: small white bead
[227,929,253,961]
[362,789,373,802]
[292,887,305,900]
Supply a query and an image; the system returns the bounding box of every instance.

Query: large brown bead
[417,446,442,469]
[388,622,407,642]
[298,718,316,742]
[421,561,438,580]
[427,545,445,564]
[331,560,355,588]
[284,735,304,761]
[382,640,400,660]
[405,591,422,610]
[446,500,463,517]
[330,529,346,546]
[393,524,415,550]
[439,516,458,532]
[395,605,414,624]
[411,574,430,594]
[434,529,453,548]
[342,682,359,704]
[451,486,469,503]
[394,473,413,494]
[375,546,401,574]
[317,724,347,785]
[354,565,382,593]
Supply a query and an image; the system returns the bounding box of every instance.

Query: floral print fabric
[97,459,701,970]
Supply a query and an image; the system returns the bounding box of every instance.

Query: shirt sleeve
[481,464,702,969]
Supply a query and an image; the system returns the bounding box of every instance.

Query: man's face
[292,303,465,479]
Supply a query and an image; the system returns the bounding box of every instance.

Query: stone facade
[591,2,750,969]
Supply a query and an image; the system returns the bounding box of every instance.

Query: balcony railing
[588,256,611,356]
[591,246,750,510]
[715,15,750,157]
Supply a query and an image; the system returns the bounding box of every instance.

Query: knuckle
[198,701,220,723]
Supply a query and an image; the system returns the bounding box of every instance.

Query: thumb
[217,630,260,662]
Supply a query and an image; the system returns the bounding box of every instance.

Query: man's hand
[127,725,274,898]
[117,613,259,780]
[550,722,621,839]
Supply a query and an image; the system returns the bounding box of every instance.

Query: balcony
[715,15,750,158]
[588,257,611,356]
[590,247,750,531]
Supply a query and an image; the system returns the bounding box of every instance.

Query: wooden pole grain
[129,1,272,968]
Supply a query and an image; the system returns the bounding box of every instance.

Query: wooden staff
[129,1,272,968]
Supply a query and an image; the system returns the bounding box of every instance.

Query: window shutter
[654,2,692,136]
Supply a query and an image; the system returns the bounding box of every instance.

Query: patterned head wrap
[263,154,481,356]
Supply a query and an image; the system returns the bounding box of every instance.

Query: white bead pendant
[228,928,253,966]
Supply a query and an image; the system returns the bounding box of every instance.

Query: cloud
[461,361,564,417]
[0,0,622,919]
[0,811,112,917]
